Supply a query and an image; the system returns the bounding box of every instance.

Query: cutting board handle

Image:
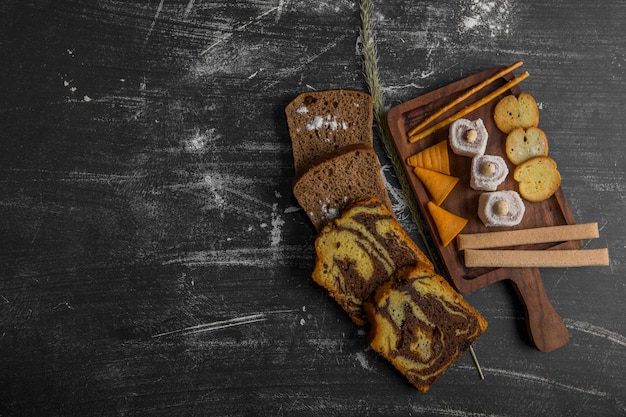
[509,268,570,352]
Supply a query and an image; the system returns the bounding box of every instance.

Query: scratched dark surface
[1,0,625,416]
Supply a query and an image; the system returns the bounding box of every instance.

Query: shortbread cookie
[493,93,539,134]
[505,127,549,165]
[513,156,561,202]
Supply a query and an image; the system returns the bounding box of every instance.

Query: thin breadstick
[407,61,523,137]
[457,223,599,250]
[408,71,530,143]
[463,248,609,268]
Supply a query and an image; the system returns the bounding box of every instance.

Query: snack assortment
[286,89,488,392]
[388,63,609,355]
[406,87,565,238]
[398,63,608,273]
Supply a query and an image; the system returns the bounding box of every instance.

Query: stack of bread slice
[286,89,393,231]
[286,89,488,392]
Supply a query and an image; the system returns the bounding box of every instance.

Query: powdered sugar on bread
[285,89,373,176]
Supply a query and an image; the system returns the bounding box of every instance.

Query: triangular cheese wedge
[407,140,450,175]
[427,201,468,247]
[413,167,459,206]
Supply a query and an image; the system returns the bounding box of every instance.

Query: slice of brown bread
[292,144,393,231]
[285,89,373,176]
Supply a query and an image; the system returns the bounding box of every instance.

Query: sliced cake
[312,198,433,326]
[364,263,488,392]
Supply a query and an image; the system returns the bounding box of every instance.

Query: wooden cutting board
[387,66,582,352]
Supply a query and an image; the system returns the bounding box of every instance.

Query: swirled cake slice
[364,263,488,392]
[312,198,433,326]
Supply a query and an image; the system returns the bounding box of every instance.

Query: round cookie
[513,156,561,202]
[493,93,540,134]
[505,127,549,165]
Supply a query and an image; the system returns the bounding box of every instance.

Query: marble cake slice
[311,197,433,326]
[364,263,488,392]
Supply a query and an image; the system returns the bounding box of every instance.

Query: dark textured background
[1,1,624,415]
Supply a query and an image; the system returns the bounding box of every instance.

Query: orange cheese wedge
[406,140,450,175]
[427,201,468,247]
[413,167,459,206]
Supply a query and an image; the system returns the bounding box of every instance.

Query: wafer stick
[457,223,600,250]
[408,71,530,143]
[463,248,609,268]
[407,61,524,138]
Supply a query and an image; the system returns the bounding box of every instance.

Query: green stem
[359,0,484,380]
[359,0,438,270]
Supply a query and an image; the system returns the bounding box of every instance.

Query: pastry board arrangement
[386,64,608,352]
[284,63,609,393]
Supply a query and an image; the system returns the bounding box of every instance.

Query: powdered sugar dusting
[354,351,374,371]
[319,198,340,222]
[306,115,325,131]
[381,164,411,221]
[460,0,513,37]
[270,202,285,247]
[305,114,348,132]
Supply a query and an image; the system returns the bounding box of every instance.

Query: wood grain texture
[1,0,625,416]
